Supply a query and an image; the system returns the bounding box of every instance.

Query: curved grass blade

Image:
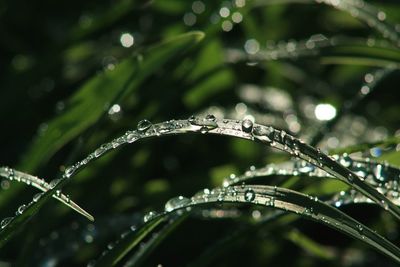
[226,37,400,67]
[225,156,400,196]
[0,175,71,248]
[19,31,205,172]
[62,117,400,220]
[188,185,400,263]
[0,167,93,221]
[94,184,400,265]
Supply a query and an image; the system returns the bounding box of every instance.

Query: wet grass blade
[188,185,400,263]
[95,184,400,265]
[0,176,70,248]
[0,167,93,221]
[62,117,400,221]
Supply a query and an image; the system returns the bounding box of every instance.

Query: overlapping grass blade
[0,167,93,220]
[0,176,69,248]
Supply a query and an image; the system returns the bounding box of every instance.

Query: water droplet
[94,146,106,158]
[347,173,355,183]
[340,154,353,168]
[200,126,209,134]
[64,166,75,178]
[0,217,12,229]
[16,204,26,215]
[265,197,275,206]
[241,119,253,133]
[334,200,342,208]
[143,211,157,222]
[252,126,272,143]
[244,189,255,202]
[295,161,315,173]
[33,193,43,202]
[137,119,152,132]
[49,179,61,189]
[206,114,216,121]
[164,196,191,212]
[373,164,388,182]
[55,190,62,197]
[126,131,139,143]
[188,115,197,124]
[381,199,389,210]
[217,191,225,201]
[357,224,364,236]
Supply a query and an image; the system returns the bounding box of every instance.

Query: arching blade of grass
[226,37,400,67]
[93,184,400,266]
[189,185,400,263]
[225,157,400,203]
[61,117,400,221]
[19,31,204,173]
[0,176,71,248]
[0,167,93,220]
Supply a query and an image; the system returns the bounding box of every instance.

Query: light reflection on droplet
[244,39,260,54]
[360,85,370,95]
[377,11,386,21]
[219,7,230,18]
[120,33,134,48]
[192,1,205,14]
[364,73,374,83]
[183,12,196,26]
[314,104,336,121]
[232,12,243,23]
[108,104,121,115]
[235,0,246,8]
[221,20,233,32]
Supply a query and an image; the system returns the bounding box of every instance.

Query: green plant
[0,0,400,266]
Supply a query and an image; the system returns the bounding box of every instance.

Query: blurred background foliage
[0,0,400,266]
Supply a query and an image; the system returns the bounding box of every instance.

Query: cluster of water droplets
[183,0,246,32]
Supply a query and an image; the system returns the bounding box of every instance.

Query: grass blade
[0,167,93,221]
[62,117,400,221]
[0,176,69,248]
